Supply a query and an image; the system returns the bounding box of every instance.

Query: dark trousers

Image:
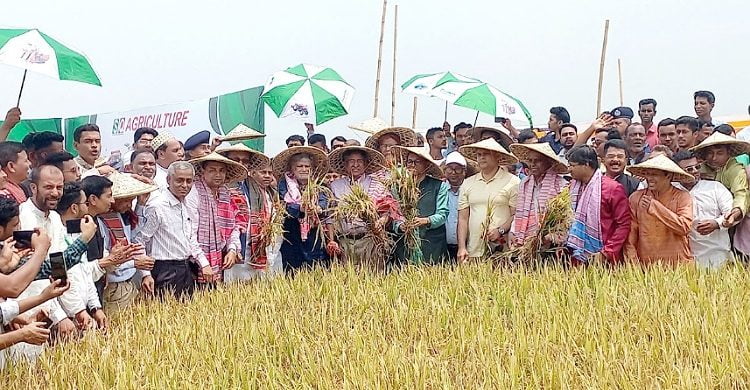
[152,260,195,299]
[447,244,458,263]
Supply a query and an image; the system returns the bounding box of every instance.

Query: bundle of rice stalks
[301,176,334,246]
[254,199,289,268]
[331,183,394,264]
[384,164,423,264]
[480,196,496,258]
[492,188,573,267]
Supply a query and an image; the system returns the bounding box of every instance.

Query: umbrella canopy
[435,82,533,128]
[0,28,101,86]
[261,64,354,125]
[401,71,481,98]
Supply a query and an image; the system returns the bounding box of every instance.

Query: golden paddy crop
[4,263,750,388]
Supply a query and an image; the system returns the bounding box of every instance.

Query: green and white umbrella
[0,28,101,105]
[438,82,533,128]
[261,64,354,126]
[401,71,481,120]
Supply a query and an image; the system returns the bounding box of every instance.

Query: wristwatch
[498,227,506,235]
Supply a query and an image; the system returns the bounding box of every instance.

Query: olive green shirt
[700,159,748,215]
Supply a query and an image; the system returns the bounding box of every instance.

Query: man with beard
[22,131,64,169]
[445,122,474,154]
[638,99,659,149]
[183,131,212,160]
[657,118,678,153]
[624,123,650,165]
[610,107,634,137]
[675,116,700,152]
[129,149,157,180]
[558,123,578,163]
[42,152,81,183]
[73,124,115,178]
[602,140,641,197]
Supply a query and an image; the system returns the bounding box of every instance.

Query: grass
[4,263,750,388]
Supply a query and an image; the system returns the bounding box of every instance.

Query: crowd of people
[0,89,749,367]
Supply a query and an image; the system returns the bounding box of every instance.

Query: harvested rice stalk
[301,176,333,247]
[492,188,573,267]
[254,199,289,269]
[480,196,496,258]
[384,164,423,264]
[331,183,394,264]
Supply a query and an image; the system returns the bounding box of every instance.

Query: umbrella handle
[444,101,448,122]
[16,69,27,107]
[473,110,479,127]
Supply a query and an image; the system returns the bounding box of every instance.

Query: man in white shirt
[134,161,214,298]
[151,132,185,190]
[673,150,734,269]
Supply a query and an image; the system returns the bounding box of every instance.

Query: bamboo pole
[595,20,610,116]
[390,5,398,126]
[412,97,418,128]
[617,58,624,106]
[373,0,388,118]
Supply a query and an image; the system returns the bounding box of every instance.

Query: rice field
[4,263,750,388]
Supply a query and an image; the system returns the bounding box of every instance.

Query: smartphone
[13,230,34,249]
[65,219,82,234]
[49,252,67,283]
[494,117,508,124]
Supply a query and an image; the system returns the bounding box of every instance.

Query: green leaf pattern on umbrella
[0,28,101,86]
[261,64,354,125]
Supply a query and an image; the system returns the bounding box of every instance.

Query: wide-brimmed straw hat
[626,154,694,183]
[510,142,569,174]
[690,132,750,157]
[364,126,418,149]
[272,146,329,178]
[328,146,386,176]
[151,131,176,151]
[219,124,265,142]
[391,146,444,178]
[109,172,159,199]
[459,138,519,166]
[216,143,270,171]
[348,117,388,134]
[473,126,514,148]
[189,152,248,183]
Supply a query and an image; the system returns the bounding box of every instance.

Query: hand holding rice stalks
[492,188,573,267]
[332,183,394,264]
[384,164,423,264]
[301,176,333,246]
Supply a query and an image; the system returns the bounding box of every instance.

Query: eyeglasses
[444,166,465,174]
[682,164,701,172]
[405,159,420,166]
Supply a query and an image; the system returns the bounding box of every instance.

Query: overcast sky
[2,0,749,154]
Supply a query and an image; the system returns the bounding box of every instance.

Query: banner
[2,85,266,156]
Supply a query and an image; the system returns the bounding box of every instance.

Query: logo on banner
[111,110,191,135]
[20,44,50,64]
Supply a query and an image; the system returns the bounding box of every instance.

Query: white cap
[444,151,467,167]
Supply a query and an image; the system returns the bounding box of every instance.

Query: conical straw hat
[215,143,270,171]
[473,126,514,148]
[510,142,568,174]
[458,138,519,166]
[271,146,329,178]
[348,117,388,134]
[219,124,265,142]
[690,131,750,157]
[188,152,248,183]
[391,146,443,178]
[109,172,160,199]
[626,154,694,183]
[364,126,418,149]
[328,146,386,176]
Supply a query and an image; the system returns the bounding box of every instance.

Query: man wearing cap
[673,151,734,269]
[443,152,472,261]
[509,143,568,247]
[610,107,634,137]
[97,173,157,310]
[185,153,244,284]
[134,161,214,298]
[625,155,694,265]
[457,139,520,262]
[692,132,749,228]
[392,146,450,264]
[152,132,185,190]
[565,146,631,264]
[183,130,212,160]
[327,146,394,270]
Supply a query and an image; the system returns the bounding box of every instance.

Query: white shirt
[133,189,209,274]
[688,180,734,269]
[154,164,169,191]
[57,233,104,316]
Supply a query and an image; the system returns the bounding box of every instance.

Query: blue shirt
[539,132,564,154]
[446,187,460,245]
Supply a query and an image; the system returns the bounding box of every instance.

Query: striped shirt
[133,189,209,275]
